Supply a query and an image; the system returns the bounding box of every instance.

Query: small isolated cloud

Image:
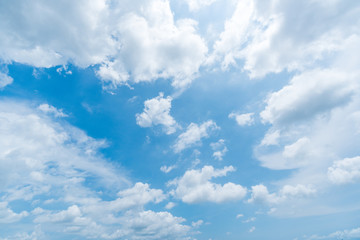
[173,120,219,153]
[191,219,204,228]
[165,202,176,210]
[210,139,228,161]
[236,213,244,219]
[160,165,176,173]
[136,93,178,134]
[328,156,360,184]
[242,217,256,223]
[169,165,247,203]
[38,104,68,118]
[249,226,256,233]
[229,112,254,126]
[248,184,316,205]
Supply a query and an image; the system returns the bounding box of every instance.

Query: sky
[0,0,360,239]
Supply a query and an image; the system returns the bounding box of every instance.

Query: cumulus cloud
[260,69,357,125]
[136,93,178,134]
[173,120,219,153]
[169,165,247,203]
[229,112,254,126]
[211,0,360,78]
[0,0,207,89]
[0,100,192,239]
[328,156,360,184]
[210,139,228,161]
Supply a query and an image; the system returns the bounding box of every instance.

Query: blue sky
[0,0,360,239]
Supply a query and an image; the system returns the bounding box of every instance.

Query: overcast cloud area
[1,0,360,239]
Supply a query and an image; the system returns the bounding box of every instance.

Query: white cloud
[97,0,208,89]
[236,213,244,219]
[249,226,256,233]
[211,0,360,78]
[169,165,247,203]
[0,71,13,89]
[328,156,360,184]
[242,217,256,223]
[260,130,280,146]
[0,0,207,89]
[0,202,28,223]
[173,120,219,153]
[191,219,203,228]
[38,103,68,118]
[260,69,357,125]
[210,139,228,161]
[248,184,316,205]
[229,112,254,126]
[306,226,360,240]
[136,93,178,134]
[165,202,176,210]
[160,165,177,173]
[0,100,193,239]
[182,0,218,11]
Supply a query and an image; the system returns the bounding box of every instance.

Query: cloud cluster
[210,139,228,161]
[0,100,192,239]
[0,0,207,89]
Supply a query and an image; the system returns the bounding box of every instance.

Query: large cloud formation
[0,100,193,239]
[0,0,207,89]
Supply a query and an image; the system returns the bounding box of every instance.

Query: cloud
[169,165,247,203]
[0,100,193,239]
[0,0,207,89]
[229,112,254,126]
[38,103,68,118]
[306,226,360,240]
[249,226,256,233]
[211,0,360,78]
[0,71,13,89]
[0,202,28,223]
[328,156,360,184]
[182,0,218,11]
[242,217,256,223]
[236,213,244,219]
[260,69,357,125]
[165,202,176,210]
[210,139,228,161]
[96,0,208,89]
[160,165,177,173]
[136,93,178,134]
[248,184,316,205]
[173,120,219,153]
